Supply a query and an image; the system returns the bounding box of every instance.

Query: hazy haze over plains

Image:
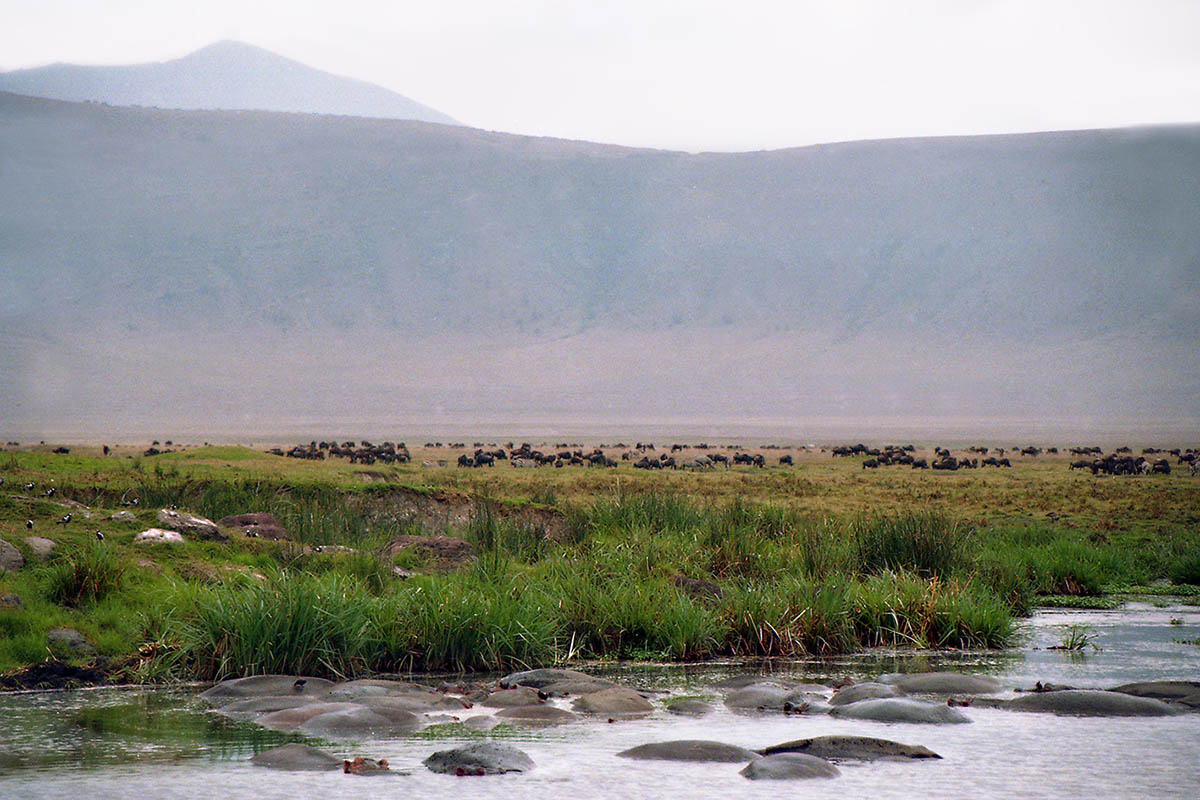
[3,1,1200,151]
[2,3,1198,443]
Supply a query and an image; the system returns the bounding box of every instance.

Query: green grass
[2,444,1198,679]
[45,541,127,607]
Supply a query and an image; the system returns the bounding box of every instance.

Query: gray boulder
[760,735,942,761]
[110,510,138,523]
[540,677,618,696]
[24,536,56,562]
[571,687,653,715]
[298,705,422,738]
[211,696,320,718]
[47,627,95,659]
[480,686,544,708]
[828,682,904,706]
[134,528,184,545]
[1005,689,1179,716]
[664,699,714,716]
[0,539,24,573]
[881,672,1003,694]
[0,593,22,609]
[198,674,334,704]
[740,753,840,780]
[499,668,593,689]
[250,743,342,771]
[494,705,579,726]
[156,508,226,541]
[423,742,534,775]
[326,678,429,701]
[829,698,972,724]
[725,683,792,711]
[617,740,761,762]
[258,702,359,731]
[1109,681,1200,702]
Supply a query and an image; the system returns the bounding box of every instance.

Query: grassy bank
[1,446,1197,680]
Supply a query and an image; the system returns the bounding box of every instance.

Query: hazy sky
[4,0,1199,151]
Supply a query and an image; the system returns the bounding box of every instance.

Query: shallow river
[1,604,1197,800]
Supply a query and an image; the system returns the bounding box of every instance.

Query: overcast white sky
[3,0,1199,151]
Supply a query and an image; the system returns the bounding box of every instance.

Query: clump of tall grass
[853,512,969,578]
[376,575,557,672]
[169,570,377,680]
[1170,553,1200,586]
[45,542,127,607]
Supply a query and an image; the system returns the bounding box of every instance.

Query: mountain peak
[0,41,459,125]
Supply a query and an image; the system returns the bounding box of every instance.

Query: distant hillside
[1,93,1197,435]
[0,40,459,125]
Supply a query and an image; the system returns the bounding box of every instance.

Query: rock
[216,512,292,540]
[725,683,792,711]
[782,693,833,714]
[134,528,184,545]
[386,535,474,572]
[360,692,467,713]
[198,674,335,704]
[299,705,422,738]
[880,672,1003,694]
[463,715,502,731]
[571,686,654,715]
[0,593,22,610]
[258,702,360,731]
[24,536,56,562]
[499,667,597,689]
[211,696,321,717]
[1109,680,1200,702]
[617,740,760,762]
[829,698,972,724]
[540,677,619,696]
[1005,689,1180,716]
[326,678,429,701]
[760,735,942,761]
[250,743,342,771]
[46,627,96,659]
[828,682,904,706]
[481,686,545,708]
[711,675,795,690]
[740,753,839,781]
[110,511,138,523]
[664,699,714,716]
[423,742,535,775]
[670,574,723,600]
[740,753,840,780]
[494,705,579,726]
[0,539,24,572]
[156,509,226,541]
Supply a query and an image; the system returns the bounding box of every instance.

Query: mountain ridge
[1,93,1196,432]
[0,40,459,125]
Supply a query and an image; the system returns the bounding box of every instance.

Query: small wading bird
[95,531,104,541]
[56,514,71,525]
[26,520,33,529]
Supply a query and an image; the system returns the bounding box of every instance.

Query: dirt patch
[0,658,112,691]
[386,535,475,572]
[367,487,569,541]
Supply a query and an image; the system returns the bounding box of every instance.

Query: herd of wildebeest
[250,439,1200,476]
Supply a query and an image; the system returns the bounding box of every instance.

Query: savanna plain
[2,438,1197,683]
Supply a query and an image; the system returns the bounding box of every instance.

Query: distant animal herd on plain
[8,439,1197,476]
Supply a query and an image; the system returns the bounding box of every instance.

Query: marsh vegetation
[1,443,1196,682]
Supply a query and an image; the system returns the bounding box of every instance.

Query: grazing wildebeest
[779,455,793,466]
[862,458,879,469]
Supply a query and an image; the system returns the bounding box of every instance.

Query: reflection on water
[0,604,1196,800]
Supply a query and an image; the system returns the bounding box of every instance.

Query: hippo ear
[379,759,388,768]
